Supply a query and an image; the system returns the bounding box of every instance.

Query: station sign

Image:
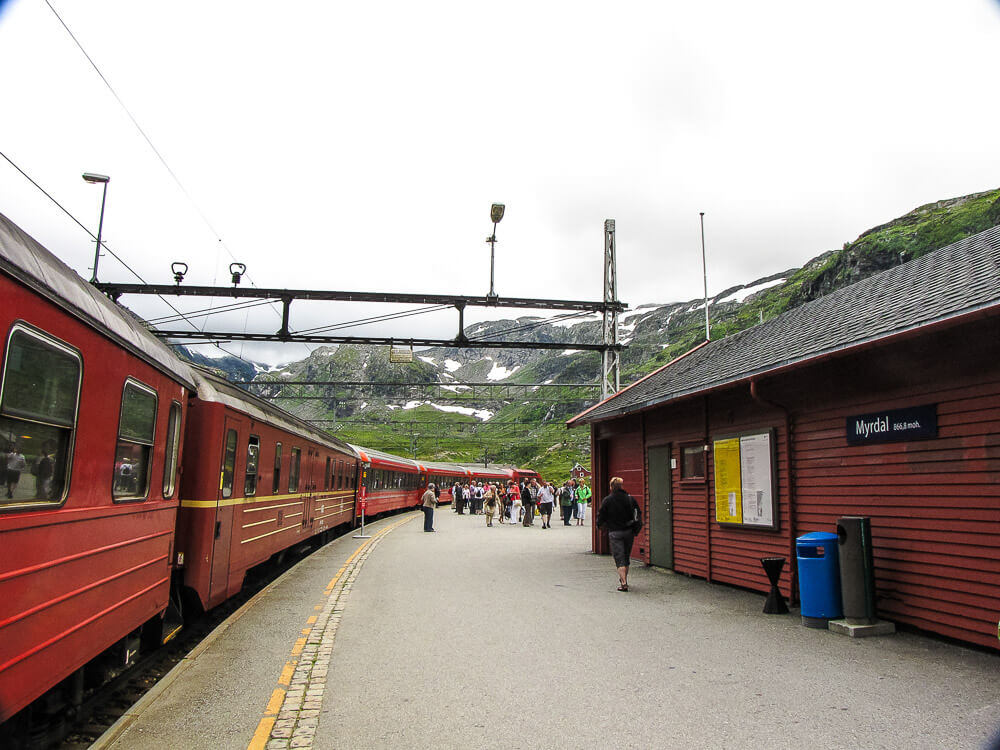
[846,404,937,446]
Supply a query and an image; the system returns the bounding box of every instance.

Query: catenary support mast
[602,219,620,400]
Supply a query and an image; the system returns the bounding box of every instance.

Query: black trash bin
[837,516,877,624]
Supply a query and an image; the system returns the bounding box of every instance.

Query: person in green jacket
[575,481,592,525]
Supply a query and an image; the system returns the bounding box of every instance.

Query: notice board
[713,430,777,530]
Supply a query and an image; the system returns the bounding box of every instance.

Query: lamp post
[486,203,504,301]
[83,172,110,282]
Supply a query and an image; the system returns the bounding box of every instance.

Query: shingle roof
[569,224,1000,425]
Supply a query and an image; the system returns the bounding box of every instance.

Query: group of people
[449,477,592,528]
[420,473,643,593]
[3,440,57,501]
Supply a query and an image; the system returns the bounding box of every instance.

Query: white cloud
[1,0,998,370]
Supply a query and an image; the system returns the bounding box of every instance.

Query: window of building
[162,401,182,498]
[273,442,282,494]
[245,435,260,496]
[289,447,301,492]
[221,429,237,498]
[681,443,707,481]
[113,379,157,501]
[0,324,81,505]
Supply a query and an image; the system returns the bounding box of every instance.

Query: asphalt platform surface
[98,507,1000,750]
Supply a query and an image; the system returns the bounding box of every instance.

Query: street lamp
[82,172,110,282]
[486,203,504,300]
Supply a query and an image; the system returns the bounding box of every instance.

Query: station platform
[95,508,1000,750]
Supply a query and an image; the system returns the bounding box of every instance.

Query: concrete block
[828,618,896,638]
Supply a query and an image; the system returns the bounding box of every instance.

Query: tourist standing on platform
[454,482,465,514]
[483,483,498,526]
[576,481,592,525]
[421,483,437,532]
[537,481,555,529]
[596,477,641,591]
[522,478,539,526]
[559,481,576,526]
[508,481,522,524]
[474,482,485,514]
[497,483,507,524]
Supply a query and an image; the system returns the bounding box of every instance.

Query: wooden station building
[568,225,1000,651]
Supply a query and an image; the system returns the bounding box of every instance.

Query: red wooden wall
[588,315,1000,651]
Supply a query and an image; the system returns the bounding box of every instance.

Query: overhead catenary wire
[0,148,257,366]
[42,1,314,356]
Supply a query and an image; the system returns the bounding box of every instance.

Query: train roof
[0,212,197,390]
[192,367,353,454]
[419,460,473,478]
[457,464,515,480]
[348,444,422,471]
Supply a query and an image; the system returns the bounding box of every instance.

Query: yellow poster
[713,437,743,524]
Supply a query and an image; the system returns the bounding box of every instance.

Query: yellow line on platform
[247,513,417,750]
[247,717,275,750]
[265,688,285,716]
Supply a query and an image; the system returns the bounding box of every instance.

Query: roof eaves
[579,296,1000,423]
[566,340,710,427]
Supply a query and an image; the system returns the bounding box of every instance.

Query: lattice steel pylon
[601,219,620,400]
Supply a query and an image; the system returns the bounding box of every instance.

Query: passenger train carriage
[421,460,473,504]
[176,369,359,611]
[350,445,424,515]
[0,213,195,728]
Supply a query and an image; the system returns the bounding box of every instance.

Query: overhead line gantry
[95,218,625,397]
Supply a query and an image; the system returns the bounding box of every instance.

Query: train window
[245,435,260,496]
[0,325,81,506]
[273,442,282,494]
[221,429,237,498]
[324,457,331,490]
[162,401,182,499]
[337,460,344,489]
[113,379,157,501]
[289,447,301,492]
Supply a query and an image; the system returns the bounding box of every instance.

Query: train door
[210,418,239,602]
[302,447,318,532]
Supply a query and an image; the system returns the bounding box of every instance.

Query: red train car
[0,214,195,732]
[511,467,542,484]
[420,461,471,504]
[461,464,515,486]
[176,369,359,611]
[351,445,424,516]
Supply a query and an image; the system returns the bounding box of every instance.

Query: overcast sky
[2,0,999,365]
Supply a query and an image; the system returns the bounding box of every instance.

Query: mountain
[182,188,1000,479]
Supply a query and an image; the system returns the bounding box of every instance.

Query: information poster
[739,433,774,527]
[713,437,742,524]
[713,431,777,529]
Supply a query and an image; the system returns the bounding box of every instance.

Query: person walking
[559,481,576,526]
[483,483,498,527]
[522,478,539,526]
[576,481,592,525]
[473,482,484,514]
[497,483,508,524]
[596,477,641,591]
[537,481,555,529]
[508,481,522,525]
[421,483,438,532]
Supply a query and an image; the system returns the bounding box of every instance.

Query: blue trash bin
[796,532,842,628]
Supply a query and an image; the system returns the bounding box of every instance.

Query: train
[0,212,540,743]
